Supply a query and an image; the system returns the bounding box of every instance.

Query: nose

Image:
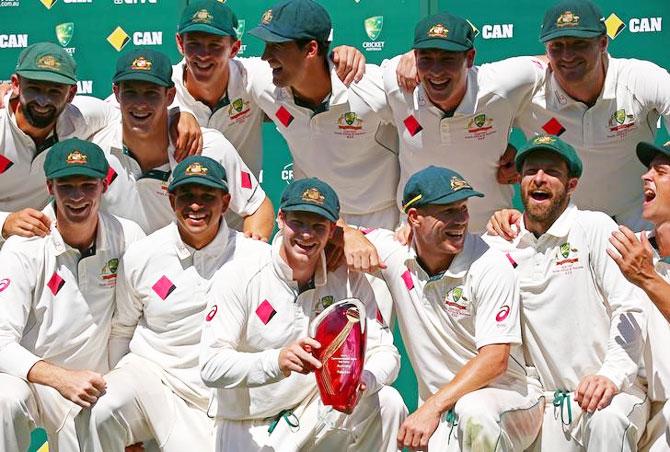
[533,169,547,185]
[642,167,653,181]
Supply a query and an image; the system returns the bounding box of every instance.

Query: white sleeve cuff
[0,211,11,242]
[0,342,42,380]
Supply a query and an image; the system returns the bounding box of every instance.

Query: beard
[522,184,570,228]
[22,102,59,128]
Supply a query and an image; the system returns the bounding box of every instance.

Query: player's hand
[52,369,107,408]
[397,402,441,451]
[0,82,11,108]
[244,230,269,242]
[607,227,657,287]
[278,337,322,377]
[574,374,618,413]
[331,46,366,85]
[496,144,521,184]
[486,209,522,241]
[2,208,51,239]
[169,111,203,162]
[343,227,386,273]
[125,444,145,452]
[394,223,412,246]
[396,50,419,93]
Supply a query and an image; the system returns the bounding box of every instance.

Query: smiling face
[169,184,230,248]
[415,48,474,112]
[520,150,578,234]
[176,32,240,84]
[114,80,175,137]
[278,210,335,268]
[261,40,313,88]
[12,75,75,129]
[48,175,106,225]
[409,199,470,264]
[641,154,670,226]
[545,35,606,86]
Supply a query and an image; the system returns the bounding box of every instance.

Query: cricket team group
[0,0,669,450]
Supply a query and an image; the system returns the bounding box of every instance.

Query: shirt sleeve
[201,129,265,217]
[70,95,121,138]
[472,250,522,349]
[199,264,284,389]
[0,244,41,379]
[0,211,10,245]
[349,271,400,395]
[109,249,144,368]
[625,59,670,131]
[236,57,274,104]
[587,214,647,390]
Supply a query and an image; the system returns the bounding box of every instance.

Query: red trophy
[310,298,367,414]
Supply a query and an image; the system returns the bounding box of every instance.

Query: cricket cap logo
[131,57,152,71]
[556,11,580,27]
[192,9,214,24]
[533,135,556,145]
[36,55,61,70]
[450,176,471,191]
[261,9,273,25]
[185,162,208,176]
[302,187,325,205]
[66,150,87,165]
[428,23,449,38]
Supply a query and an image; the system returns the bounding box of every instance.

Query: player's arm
[330,45,366,85]
[0,208,51,244]
[608,227,670,323]
[199,264,320,388]
[167,107,203,161]
[328,222,388,273]
[242,196,274,242]
[0,247,106,408]
[109,252,144,368]
[579,216,647,412]
[398,344,510,450]
[352,271,400,395]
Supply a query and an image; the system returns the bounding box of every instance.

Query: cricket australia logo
[428,24,449,38]
[185,162,208,176]
[363,16,385,52]
[450,176,471,191]
[56,22,74,48]
[227,97,251,122]
[36,55,61,70]
[302,188,325,205]
[336,111,365,138]
[192,9,213,24]
[66,150,87,165]
[100,258,119,287]
[444,286,470,317]
[607,108,636,133]
[131,57,152,71]
[465,113,496,140]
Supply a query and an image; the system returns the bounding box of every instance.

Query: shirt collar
[517,203,578,242]
[271,231,327,289]
[46,202,108,256]
[170,219,230,260]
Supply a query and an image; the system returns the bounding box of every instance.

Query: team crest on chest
[227,97,251,122]
[315,295,334,315]
[444,285,471,318]
[607,108,637,138]
[100,258,119,288]
[336,111,365,138]
[465,113,496,140]
[554,242,584,274]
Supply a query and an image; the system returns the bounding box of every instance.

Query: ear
[406,207,420,227]
[305,40,319,58]
[175,33,185,56]
[229,38,242,59]
[221,192,232,213]
[113,84,121,102]
[277,209,285,229]
[166,86,177,105]
[66,84,77,103]
[566,177,579,196]
[465,49,476,68]
[327,221,337,239]
[101,179,109,194]
[168,192,176,211]
[10,74,20,97]
[46,179,54,196]
[598,35,608,53]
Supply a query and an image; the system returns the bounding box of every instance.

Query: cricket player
[75,155,268,451]
[514,0,670,231]
[0,138,145,452]
[384,13,545,232]
[344,166,542,451]
[485,135,649,451]
[0,42,121,246]
[245,0,400,230]
[93,48,274,237]
[172,0,368,180]
[200,177,406,451]
[608,141,670,452]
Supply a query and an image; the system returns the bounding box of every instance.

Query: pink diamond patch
[541,118,566,136]
[256,299,277,325]
[403,115,423,137]
[241,171,252,189]
[47,272,65,295]
[105,167,117,186]
[0,155,13,174]
[401,269,414,291]
[276,106,294,127]
[152,275,176,300]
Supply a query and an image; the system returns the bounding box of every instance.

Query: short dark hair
[295,38,330,57]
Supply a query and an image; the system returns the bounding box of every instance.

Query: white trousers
[0,373,80,452]
[529,384,649,452]
[639,400,670,452]
[427,386,544,452]
[215,385,407,452]
[75,355,214,452]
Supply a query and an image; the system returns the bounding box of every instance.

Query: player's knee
[377,386,408,421]
[85,395,124,429]
[0,391,26,420]
[586,407,630,436]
